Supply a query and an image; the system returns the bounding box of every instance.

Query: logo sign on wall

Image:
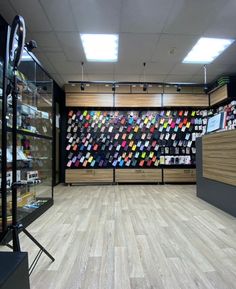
[66,109,203,169]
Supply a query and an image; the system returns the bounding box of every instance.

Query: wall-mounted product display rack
[63,79,236,185]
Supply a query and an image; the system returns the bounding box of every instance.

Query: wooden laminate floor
[2,184,236,289]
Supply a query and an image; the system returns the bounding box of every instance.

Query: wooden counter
[202,130,236,186]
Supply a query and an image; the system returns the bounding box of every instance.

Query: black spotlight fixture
[143,83,148,92]
[80,83,85,91]
[25,40,37,52]
[112,83,116,92]
[176,85,181,92]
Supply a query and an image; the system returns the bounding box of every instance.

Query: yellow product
[17,192,36,208]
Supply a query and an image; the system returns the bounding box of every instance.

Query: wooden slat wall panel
[66,93,113,107]
[163,94,208,107]
[115,94,162,107]
[163,169,196,182]
[65,169,113,183]
[210,84,228,106]
[203,130,236,186]
[115,169,162,182]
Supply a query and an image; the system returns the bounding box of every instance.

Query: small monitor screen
[207,112,225,133]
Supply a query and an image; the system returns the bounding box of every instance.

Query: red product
[121,118,126,125]
[84,122,89,128]
[150,126,155,133]
[152,140,157,147]
[121,141,126,148]
[179,110,183,116]
[179,122,183,128]
[139,160,144,167]
[152,156,157,162]
[68,110,73,117]
[73,145,78,151]
[183,118,188,125]
[147,160,152,167]
[122,133,127,140]
[93,144,98,151]
[127,126,132,133]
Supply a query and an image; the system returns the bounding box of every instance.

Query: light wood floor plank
[1,184,236,289]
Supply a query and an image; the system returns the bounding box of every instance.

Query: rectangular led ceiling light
[183,37,234,64]
[80,34,119,62]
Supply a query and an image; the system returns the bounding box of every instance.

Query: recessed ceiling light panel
[80,34,119,62]
[183,37,234,64]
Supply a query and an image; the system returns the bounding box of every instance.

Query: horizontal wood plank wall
[115,94,162,107]
[115,169,162,182]
[65,169,113,183]
[66,93,113,107]
[163,94,208,107]
[210,84,228,106]
[163,169,196,182]
[202,130,236,186]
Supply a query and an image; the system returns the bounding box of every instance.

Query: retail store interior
[0,1,236,289]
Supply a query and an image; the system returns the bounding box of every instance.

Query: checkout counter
[196,129,236,217]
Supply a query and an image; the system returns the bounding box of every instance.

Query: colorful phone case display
[66,109,204,169]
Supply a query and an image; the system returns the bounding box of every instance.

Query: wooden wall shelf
[209,84,228,106]
[163,94,208,107]
[66,93,113,107]
[115,94,162,107]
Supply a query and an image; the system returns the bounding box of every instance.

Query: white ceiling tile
[33,51,57,74]
[114,74,141,82]
[87,74,115,81]
[40,0,77,31]
[170,63,203,75]
[210,42,236,66]
[70,0,121,33]
[60,74,82,83]
[206,63,236,76]
[30,32,62,52]
[146,62,176,75]
[50,73,65,86]
[56,32,84,61]
[145,75,166,82]
[114,61,142,74]
[84,63,114,74]
[164,74,193,82]
[45,52,81,74]
[163,0,229,35]
[151,34,199,62]
[120,0,174,33]
[190,74,219,83]
[0,1,17,24]
[204,0,236,38]
[9,0,52,31]
[119,33,159,62]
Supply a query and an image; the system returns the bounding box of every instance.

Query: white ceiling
[1,0,236,87]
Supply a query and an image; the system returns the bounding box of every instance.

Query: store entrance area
[15,184,236,289]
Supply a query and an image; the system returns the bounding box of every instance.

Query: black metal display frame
[0,14,61,248]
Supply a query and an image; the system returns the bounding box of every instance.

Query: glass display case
[2,48,54,231]
[0,16,8,235]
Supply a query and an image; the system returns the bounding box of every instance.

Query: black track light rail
[68,80,206,88]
